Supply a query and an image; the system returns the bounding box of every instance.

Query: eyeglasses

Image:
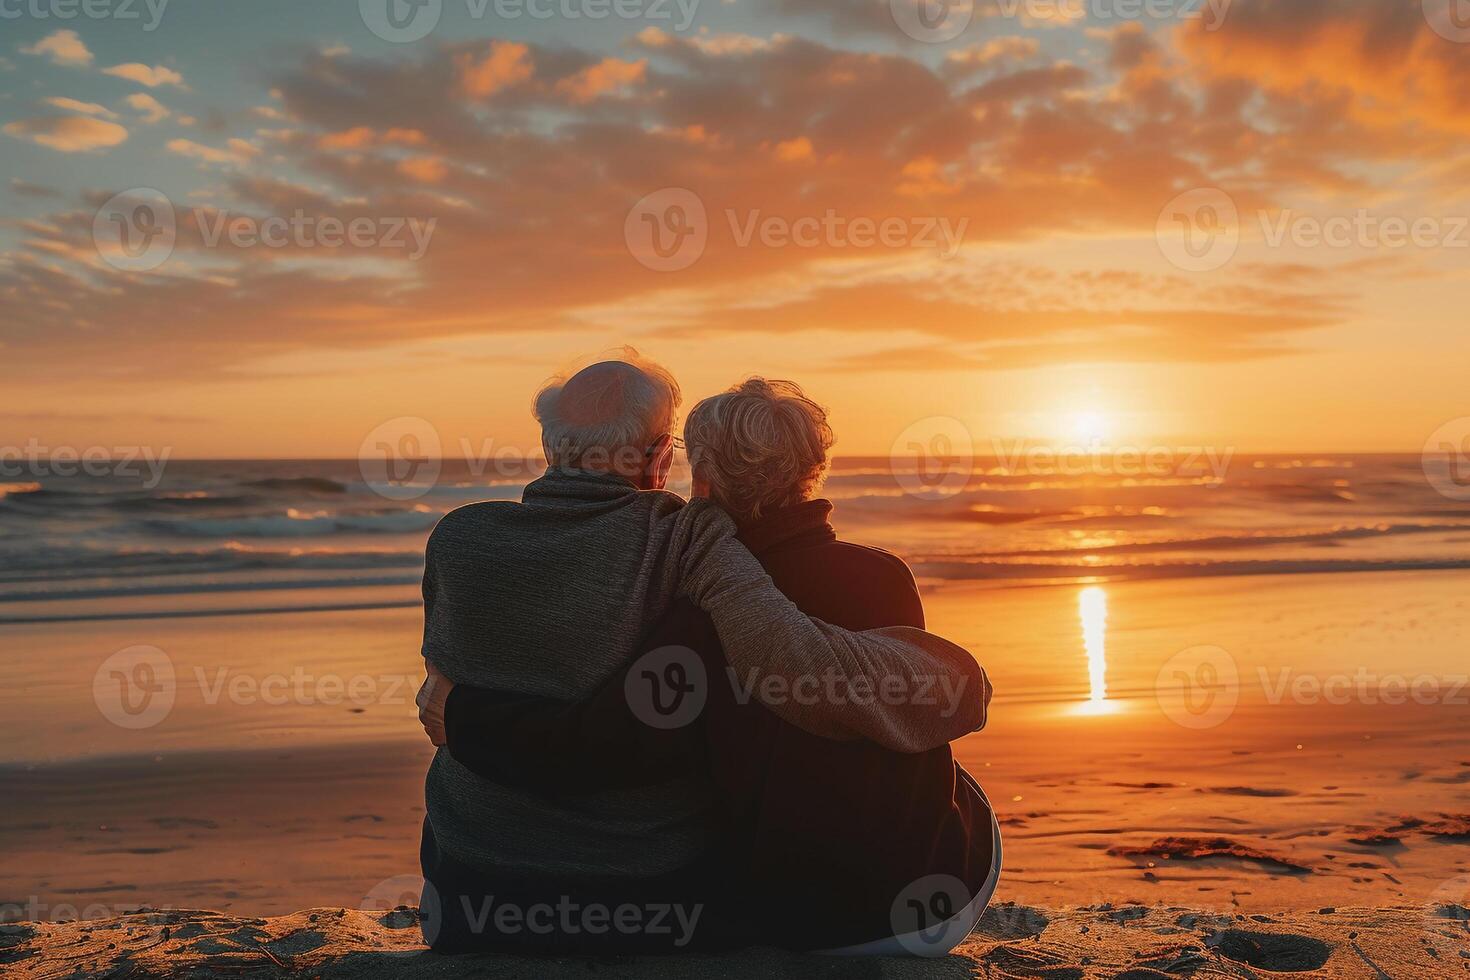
[646,436,686,457]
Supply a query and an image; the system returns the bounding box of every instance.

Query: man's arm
[669,500,990,753]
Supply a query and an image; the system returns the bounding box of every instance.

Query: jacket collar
[738,499,837,557]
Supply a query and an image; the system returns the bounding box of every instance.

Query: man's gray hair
[533,348,682,468]
[685,377,834,521]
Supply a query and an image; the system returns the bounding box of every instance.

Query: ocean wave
[244,477,348,493]
[911,557,1470,583]
[141,507,443,538]
[936,522,1470,559]
[0,542,425,581]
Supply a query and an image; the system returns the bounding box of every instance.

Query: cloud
[3,115,127,152]
[0,24,1434,380]
[20,29,92,67]
[1178,0,1470,136]
[397,156,448,183]
[553,57,647,104]
[10,178,61,198]
[455,40,533,98]
[103,63,185,88]
[166,137,257,165]
[946,36,1041,74]
[42,96,116,118]
[125,93,170,123]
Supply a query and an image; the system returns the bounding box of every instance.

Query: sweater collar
[523,466,639,505]
[737,499,837,556]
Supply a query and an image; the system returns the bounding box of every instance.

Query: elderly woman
[425,378,999,955]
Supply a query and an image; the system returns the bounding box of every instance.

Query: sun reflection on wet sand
[1074,585,1120,715]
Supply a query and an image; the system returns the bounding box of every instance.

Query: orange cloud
[20,29,92,66]
[398,156,448,183]
[4,115,128,152]
[103,63,186,88]
[455,41,533,98]
[553,57,647,104]
[1178,0,1470,134]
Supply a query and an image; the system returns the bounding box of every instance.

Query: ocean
[2,453,1467,624]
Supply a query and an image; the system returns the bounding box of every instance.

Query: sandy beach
[5,569,1469,936]
[7,902,1467,977]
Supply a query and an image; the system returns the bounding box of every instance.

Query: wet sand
[4,570,1469,927]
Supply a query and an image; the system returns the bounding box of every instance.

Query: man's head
[685,378,834,523]
[534,348,681,489]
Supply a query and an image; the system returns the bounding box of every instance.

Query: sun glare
[1078,585,1111,710]
[1070,410,1111,444]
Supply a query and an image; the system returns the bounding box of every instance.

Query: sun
[1069,410,1111,444]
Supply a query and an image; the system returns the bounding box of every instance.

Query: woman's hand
[416,662,454,746]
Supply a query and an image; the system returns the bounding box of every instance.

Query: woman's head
[684,378,834,522]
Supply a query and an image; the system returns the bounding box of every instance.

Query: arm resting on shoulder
[672,500,990,753]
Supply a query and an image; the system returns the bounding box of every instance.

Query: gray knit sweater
[422,467,985,876]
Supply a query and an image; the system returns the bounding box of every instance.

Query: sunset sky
[3,0,1467,458]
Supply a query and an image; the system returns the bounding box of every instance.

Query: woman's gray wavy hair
[685,378,834,521]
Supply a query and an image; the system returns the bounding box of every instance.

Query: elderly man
[416,351,986,953]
